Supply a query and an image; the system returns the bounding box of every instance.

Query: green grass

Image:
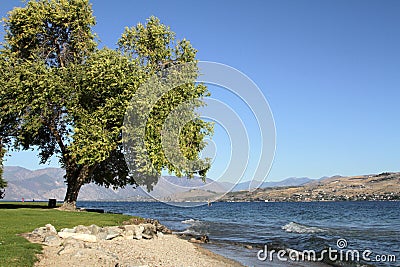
[0,202,132,267]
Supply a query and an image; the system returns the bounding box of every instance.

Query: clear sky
[1,0,399,182]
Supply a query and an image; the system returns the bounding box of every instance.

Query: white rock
[73,233,96,243]
[106,233,120,240]
[58,232,97,242]
[58,232,75,239]
[133,225,145,240]
[95,231,108,240]
[157,232,164,238]
[74,225,90,234]
[141,223,157,239]
[60,228,76,233]
[32,227,47,236]
[44,235,61,246]
[88,224,101,235]
[45,224,57,234]
[106,226,123,235]
[62,237,84,248]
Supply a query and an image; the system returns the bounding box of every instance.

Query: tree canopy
[0,0,212,208]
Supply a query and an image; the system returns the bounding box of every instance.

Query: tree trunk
[61,164,91,210]
[62,178,84,210]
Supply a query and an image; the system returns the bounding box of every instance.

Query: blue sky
[1,0,399,182]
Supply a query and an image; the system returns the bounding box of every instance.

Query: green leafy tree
[0,0,212,209]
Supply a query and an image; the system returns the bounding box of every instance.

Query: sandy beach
[25,221,332,267]
[31,234,333,267]
[32,234,243,267]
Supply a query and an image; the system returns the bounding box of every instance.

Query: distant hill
[2,166,229,201]
[1,166,317,202]
[3,166,68,201]
[221,172,400,202]
[227,177,313,191]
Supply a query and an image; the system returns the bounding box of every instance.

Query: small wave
[181,218,201,224]
[282,222,324,234]
[178,229,203,235]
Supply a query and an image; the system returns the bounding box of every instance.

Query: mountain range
[1,166,312,201]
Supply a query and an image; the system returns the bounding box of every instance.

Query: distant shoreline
[2,199,399,204]
[3,166,399,202]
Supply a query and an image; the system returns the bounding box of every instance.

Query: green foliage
[0,175,5,189]
[3,0,96,66]
[0,146,6,199]
[0,182,6,200]
[0,1,212,202]
[0,203,132,266]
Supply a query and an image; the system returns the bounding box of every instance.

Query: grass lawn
[0,202,132,267]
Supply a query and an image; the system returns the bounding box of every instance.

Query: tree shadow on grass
[0,202,58,209]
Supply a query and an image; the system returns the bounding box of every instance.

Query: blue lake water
[77,201,399,267]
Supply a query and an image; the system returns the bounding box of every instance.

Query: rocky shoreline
[23,219,243,267]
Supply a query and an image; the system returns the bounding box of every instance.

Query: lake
[77,201,399,267]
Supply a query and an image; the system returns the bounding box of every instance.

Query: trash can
[48,199,57,208]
